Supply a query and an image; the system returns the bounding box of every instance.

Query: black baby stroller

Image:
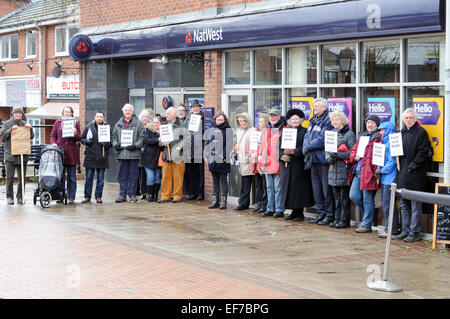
[33,144,67,208]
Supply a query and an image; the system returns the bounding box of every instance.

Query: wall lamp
[0,63,5,72]
[55,58,63,69]
[27,60,34,70]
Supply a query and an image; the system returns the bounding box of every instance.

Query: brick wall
[0,0,29,17]
[80,0,262,28]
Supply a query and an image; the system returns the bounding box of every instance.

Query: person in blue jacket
[376,121,400,238]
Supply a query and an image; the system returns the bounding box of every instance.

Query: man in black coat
[393,108,431,243]
[80,111,112,203]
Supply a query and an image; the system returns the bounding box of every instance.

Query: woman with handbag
[205,111,233,210]
[234,112,256,211]
[142,116,163,202]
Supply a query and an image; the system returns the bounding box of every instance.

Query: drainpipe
[35,21,44,143]
[445,4,450,184]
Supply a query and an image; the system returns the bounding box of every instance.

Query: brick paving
[0,181,449,299]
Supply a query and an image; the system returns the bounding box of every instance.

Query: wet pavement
[0,181,449,299]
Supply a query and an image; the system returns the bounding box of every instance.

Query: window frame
[54,25,79,56]
[25,31,37,59]
[0,34,19,61]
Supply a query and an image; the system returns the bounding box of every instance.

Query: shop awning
[25,102,79,120]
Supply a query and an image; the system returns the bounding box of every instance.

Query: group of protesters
[0,98,431,242]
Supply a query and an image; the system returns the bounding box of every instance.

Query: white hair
[122,103,134,112]
[402,107,417,120]
[138,110,150,121]
[313,98,328,108]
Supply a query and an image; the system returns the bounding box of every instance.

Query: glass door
[223,91,252,199]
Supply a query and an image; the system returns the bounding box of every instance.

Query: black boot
[208,194,219,209]
[154,183,160,202]
[147,185,153,202]
[219,195,227,210]
[284,210,298,220]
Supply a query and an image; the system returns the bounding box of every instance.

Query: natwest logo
[186,27,223,44]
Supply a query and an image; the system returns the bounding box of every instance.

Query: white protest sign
[372,142,386,167]
[120,129,133,147]
[160,124,174,143]
[62,119,76,138]
[356,136,370,158]
[281,128,297,149]
[324,130,338,153]
[249,131,262,151]
[188,114,202,132]
[98,125,110,143]
[389,133,404,157]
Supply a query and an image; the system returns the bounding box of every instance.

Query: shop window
[55,26,79,55]
[129,60,153,89]
[407,37,444,83]
[152,55,181,88]
[225,51,251,85]
[363,40,400,83]
[255,48,282,85]
[323,43,356,84]
[255,88,282,115]
[322,87,356,132]
[287,46,317,85]
[361,87,400,131]
[0,34,18,60]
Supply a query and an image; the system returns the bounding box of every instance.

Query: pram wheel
[33,188,37,205]
[40,191,52,208]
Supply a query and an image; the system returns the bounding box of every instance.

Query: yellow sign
[412,97,444,162]
[290,97,314,129]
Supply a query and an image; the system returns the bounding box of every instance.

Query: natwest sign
[47,75,79,98]
[185,27,223,44]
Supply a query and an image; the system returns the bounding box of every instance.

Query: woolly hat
[286,108,305,120]
[12,106,25,116]
[365,114,381,128]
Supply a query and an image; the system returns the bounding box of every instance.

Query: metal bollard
[367,183,402,292]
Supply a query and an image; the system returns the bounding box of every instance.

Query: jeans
[381,184,399,234]
[399,198,422,236]
[62,165,77,200]
[144,167,162,186]
[84,168,105,200]
[212,172,228,196]
[117,159,139,198]
[265,173,283,213]
[238,175,254,208]
[310,164,334,218]
[332,186,350,224]
[349,175,377,228]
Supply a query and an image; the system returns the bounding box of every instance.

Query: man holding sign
[50,106,81,205]
[112,104,145,203]
[80,112,112,204]
[0,107,34,205]
[393,108,431,243]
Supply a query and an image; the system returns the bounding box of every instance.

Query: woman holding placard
[234,112,256,211]
[348,115,382,233]
[142,116,163,202]
[205,111,233,210]
[137,110,151,200]
[279,109,314,221]
[325,111,356,228]
[50,106,81,205]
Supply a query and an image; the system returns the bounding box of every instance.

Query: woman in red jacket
[348,115,382,233]
[50,106,81,204]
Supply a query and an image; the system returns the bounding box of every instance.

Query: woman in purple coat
[50,106,81,204]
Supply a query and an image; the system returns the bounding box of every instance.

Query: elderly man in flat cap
[0,107,34,205]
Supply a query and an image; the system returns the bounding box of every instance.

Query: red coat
[257,119,287,174]
[348,132,382,190]
[50,118,81,166]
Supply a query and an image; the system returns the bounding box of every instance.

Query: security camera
[149,55,168,64]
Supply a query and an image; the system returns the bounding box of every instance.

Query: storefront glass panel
[225,51,251,85]
[255,88,282,115]
[322,87,356,132]
[287,46,317,85]
[323,43,356,84]
[363,40,400,83]
[255,48,282,85]
[407,37,445,82]
[361,87,400,131]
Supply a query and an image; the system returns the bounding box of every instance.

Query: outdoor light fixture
[55,58,63,69]
[149,55,168,64]
[27,61,34,70]
[0,63,5,72]
[338,47,355,82]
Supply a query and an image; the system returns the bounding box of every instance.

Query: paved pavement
[0,181,449,299]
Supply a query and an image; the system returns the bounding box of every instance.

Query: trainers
[404,234,421,243]
[378,231,388,238]
[115,196,127,203]
[261,211,274,217]
[335,222,349,229]
[273,212,284,218]
[172,198,181,203]
[392,233,408,240]
[130,197,138,203]
[355,226,372,233]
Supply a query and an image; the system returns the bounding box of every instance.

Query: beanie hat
[365,114,381,128]
[286,108,305,120]
[12,106,25,116]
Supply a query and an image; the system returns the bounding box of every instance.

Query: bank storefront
[73,0,446,223]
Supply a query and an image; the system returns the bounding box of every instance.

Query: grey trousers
[6,163,24,200]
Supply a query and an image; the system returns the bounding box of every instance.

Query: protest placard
[120,129,133,147]
[98,125,111,143]
[356,136,370,158]
[62,119,76,138]
[281,128,297,149]
[372,142,385,167]
[188,114,202,132]
[389,133,404,157]
[11,127,31,155]
[160,124,174,143]
[249,131,262,151]
[324,130,338,153]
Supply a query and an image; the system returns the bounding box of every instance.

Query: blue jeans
[349,175,377,228]
[399,198,422,236]
[117,159,139,198]
[62,165,77,200]
[265,173,283,213]
[144,167,162,186]
[310,164,334,218]
[381,184,399,234]
[84,168,105,200]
